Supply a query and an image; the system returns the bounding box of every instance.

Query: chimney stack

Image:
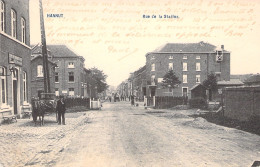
[221,45,224,50]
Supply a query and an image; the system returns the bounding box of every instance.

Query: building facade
[30,53,56,99]
[47,45,87,97]
[145,42,230,98]
[0,0,31,117]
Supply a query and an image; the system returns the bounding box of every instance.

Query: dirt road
[54,102,260,167]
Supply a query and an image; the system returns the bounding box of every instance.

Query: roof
[217,79,244,86]
[31,55,56,65]
[230,74,253,82]
[152,41,229,53]
[31,44,81,58]
[47,45,80,58]
[244,74,260,83]
[190,84,206,91]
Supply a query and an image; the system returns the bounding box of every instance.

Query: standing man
[56,96,66,125]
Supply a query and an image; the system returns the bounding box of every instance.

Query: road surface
[53,101,260,167]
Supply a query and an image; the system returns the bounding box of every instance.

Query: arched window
[11,9,17,38]
[0,0,5,32]
[37,65,43,77]
[21,17,26,43]
[0,66,7,106]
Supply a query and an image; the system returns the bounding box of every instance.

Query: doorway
[13,80,18,115]
[150,88,156,97]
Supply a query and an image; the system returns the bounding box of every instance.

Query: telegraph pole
[39,0,51,93]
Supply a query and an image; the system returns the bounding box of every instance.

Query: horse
[31,99,45,126]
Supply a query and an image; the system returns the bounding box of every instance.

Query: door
[183,88,188,97]
[13,80,18,115]
[151,88,156,97]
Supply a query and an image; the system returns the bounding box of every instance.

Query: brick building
[45,45,87,97]
[30,47,56,99]
[0,0,31,117]
[145,41,230,98]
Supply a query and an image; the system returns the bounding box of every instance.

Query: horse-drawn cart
[31,93,57,126]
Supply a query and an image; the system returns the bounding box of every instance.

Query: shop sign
[8,53,22,66]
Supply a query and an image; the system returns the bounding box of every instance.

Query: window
[196,62,200,71]
[0,66,7,106]
[169,63,173,70]
[37,65,43,77]
[21,18,26,43]
[55,88,59,96]
[183,55,187,59]
[68,62,75,68]
[69,88,74,96]
[196,55,200,59]
[11,9,17,38]
[158,78,163,83]
[183,62,187,71]
[169,56,173,59]
[151,63,155,71]
[68,72,74,82]
[151,75,155,85]
[196,75,200,83]
[151,55,155,60]
[183,75,187,83]
[0,1,5,32]
[23,72,27,102]
[55,72,59,82]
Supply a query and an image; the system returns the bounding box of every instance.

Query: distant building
[244,74,260,86]
[0,0,31,117]
[145,41,230,98]
[48,45,87,97]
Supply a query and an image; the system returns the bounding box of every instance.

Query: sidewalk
[0,111,89,167]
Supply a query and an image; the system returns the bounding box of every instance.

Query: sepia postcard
[0,0,259,166]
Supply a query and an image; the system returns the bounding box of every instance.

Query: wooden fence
[64,98,90,108]
[144,96,185,109]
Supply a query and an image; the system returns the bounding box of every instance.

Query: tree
[202,73,218,91]
[162,70,181,93]
[89,67,109,93]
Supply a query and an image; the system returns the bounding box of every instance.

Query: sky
[30,0,260,87]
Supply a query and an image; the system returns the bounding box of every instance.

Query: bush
[189,97,207,109]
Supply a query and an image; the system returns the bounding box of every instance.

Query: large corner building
[145,41,230,98]
[0,0,31,117]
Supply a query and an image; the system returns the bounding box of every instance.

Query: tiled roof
[152,41,228,53]
[31,44,80,58]
[244,74,260,83]
[47,45,79,58]
[217,79,244,85]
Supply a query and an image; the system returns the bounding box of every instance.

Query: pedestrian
[131,95,135,106]
[56,95,66,125]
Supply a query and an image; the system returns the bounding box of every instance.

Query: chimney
[221,45,224,50]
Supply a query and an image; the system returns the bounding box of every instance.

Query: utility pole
[39,0,51,93]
